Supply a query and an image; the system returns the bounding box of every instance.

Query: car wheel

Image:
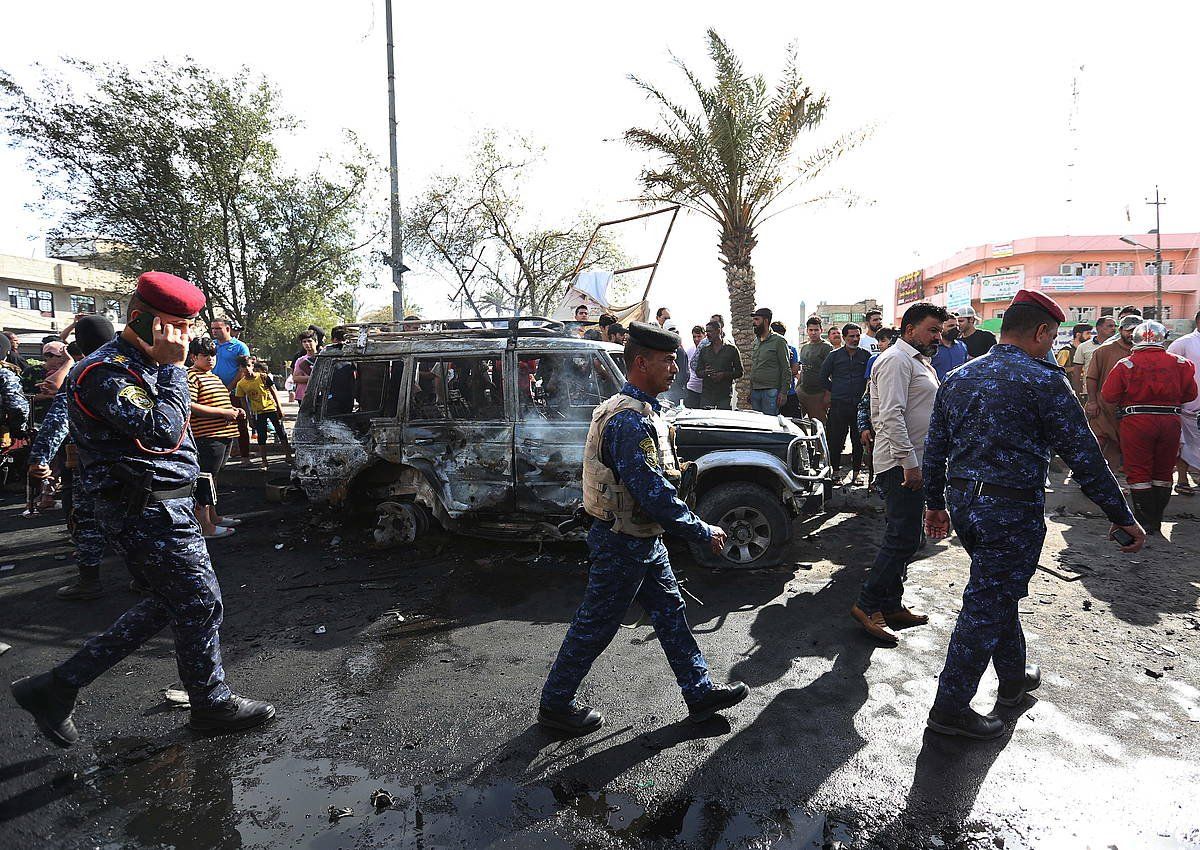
[689,482,791,569]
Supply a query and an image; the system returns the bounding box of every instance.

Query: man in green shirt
[748,307,794,415]
[696,321,743,409]
[797,316,833,424]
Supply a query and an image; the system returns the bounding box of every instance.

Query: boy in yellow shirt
[234,355,292,468]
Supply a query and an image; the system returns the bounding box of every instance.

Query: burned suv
[293,318,831,568]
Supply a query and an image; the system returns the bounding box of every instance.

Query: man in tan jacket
[1085,314,1139,475]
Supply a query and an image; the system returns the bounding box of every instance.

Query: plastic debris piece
[328,805,354,822]
[0,642,10,656]
[370,789,394,809]
[314,625,327,635]
[0,564,15,571]
[163,687,190,708]
[1145,668,1164,679]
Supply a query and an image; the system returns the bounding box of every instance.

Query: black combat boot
[538,701,604,736]
[189,694,275,733]
[1130,489,1157,536]
[11,671,80,748]
[56,565,104,601]
[926,707,1004,740]
[687,681,750,723]
[997,664,1041,706]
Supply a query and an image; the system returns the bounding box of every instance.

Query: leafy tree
[626,30,864,399]
[405,131,625,319]
[0,59,382,341]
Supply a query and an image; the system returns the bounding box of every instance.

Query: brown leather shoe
[884,607,929,630]
[850,605,898,644]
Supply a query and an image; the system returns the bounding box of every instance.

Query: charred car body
[293,318,832,568]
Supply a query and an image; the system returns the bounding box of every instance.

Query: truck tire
[689,481,791,569]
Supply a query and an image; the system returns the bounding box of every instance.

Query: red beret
[1011,289,1065,323]
[136,271,206,319]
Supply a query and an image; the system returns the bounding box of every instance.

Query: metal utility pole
[385,0,405,320]
[1148,186,1166,320]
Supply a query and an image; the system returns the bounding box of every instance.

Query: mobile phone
[1112,527,1135,546]
[129,312,156,346]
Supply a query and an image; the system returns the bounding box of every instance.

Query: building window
[70,294,96,314]
[1099,306,1115,317]
[9,287,54,316]
[1105,261,1134,276]
[1144,261,1174,275]
[103,298,122,319]
[1143,306,1172,321]
[1060,262,1100,276]
[993,310,1005,319]
[1068,306,1096,322]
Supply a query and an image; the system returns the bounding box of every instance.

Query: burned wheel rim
[716,506,772,564]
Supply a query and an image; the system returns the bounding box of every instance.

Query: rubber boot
[56,564,103,601]
[1152,486,1172,538]
[1130,489,1156,536]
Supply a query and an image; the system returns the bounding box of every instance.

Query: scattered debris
[370,789,394,809]
[275,543,284,550]
[327,805,354,822]
[162,687,190,708]
[1145,668,1164,679]
[0,642,11,656]
[330,536,341,547]
[1082,600,1093,611]
[313,625,327,635]
[0,563,15,571]
[1037,563,1086,582]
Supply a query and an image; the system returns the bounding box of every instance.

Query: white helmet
[1131,320,1168,349]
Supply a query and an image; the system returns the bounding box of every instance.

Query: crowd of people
[3,280,1199,748]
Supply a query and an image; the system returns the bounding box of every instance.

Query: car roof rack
[337,316,569,343]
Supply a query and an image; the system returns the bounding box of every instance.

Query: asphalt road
[1,479,1198,850]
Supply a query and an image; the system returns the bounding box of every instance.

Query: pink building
[894,233,1200,329]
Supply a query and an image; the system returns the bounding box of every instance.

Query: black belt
[949,477,1041,503]
[149,483,196,502]
[1121,405,1182,416]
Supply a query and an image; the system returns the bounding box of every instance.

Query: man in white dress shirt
[850,302,948,644]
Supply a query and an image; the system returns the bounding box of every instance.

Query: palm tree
[626,29,861,402]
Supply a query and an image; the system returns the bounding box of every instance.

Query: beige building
[814,298,882,327]
[0,245,133,334]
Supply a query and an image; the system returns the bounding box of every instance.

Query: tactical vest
[582,393,681,537]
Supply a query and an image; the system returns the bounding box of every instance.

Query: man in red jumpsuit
[1101,320,1198,535]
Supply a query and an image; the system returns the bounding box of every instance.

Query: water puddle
[87,739,853,849]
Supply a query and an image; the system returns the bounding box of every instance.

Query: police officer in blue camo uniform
[10,272,274,748]
[921,289,1145,740]
[538,322,749,736]
[27,315,115,601]
[0,334,30,435]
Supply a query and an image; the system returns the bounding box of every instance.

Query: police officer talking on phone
[538,321,749,736]
[10,272,274,747]
[921,289,1144,741]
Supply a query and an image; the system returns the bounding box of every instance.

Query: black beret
[626,320,681,352]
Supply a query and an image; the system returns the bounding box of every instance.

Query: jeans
[827,398,864,472]
[857,466,925,613]
[684,389,703,409]
[749,388,780,416]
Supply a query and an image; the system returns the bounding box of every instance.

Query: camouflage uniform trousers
[541,526,713,709]
[932,489,1045,715]
[69,473,105,569]
[54,497,232,708]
